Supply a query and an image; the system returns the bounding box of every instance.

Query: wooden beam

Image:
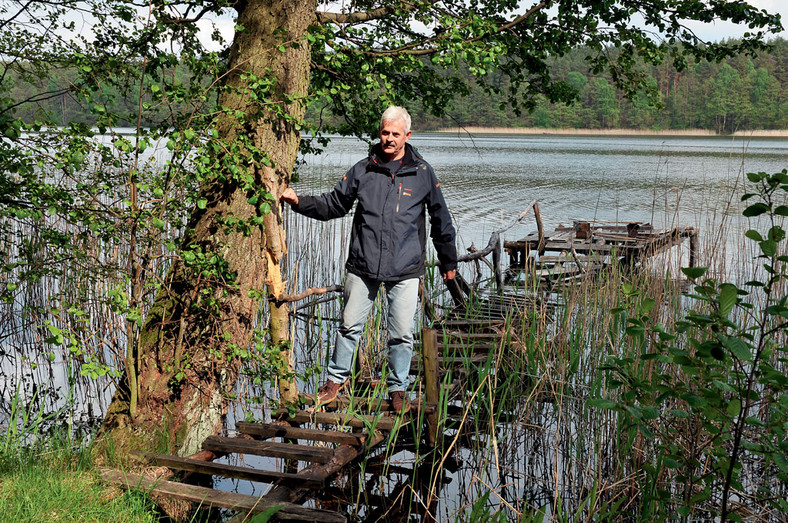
[202,436,335,463]
[99,468,345,522]
[273,409,398,431]
[131,452,324,489]
[235,422,365,447]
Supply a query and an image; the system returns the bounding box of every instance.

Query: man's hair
[380,106,411,133]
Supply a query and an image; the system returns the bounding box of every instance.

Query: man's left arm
[426,169,458,281]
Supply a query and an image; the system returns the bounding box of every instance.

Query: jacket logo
[403,187,412,197]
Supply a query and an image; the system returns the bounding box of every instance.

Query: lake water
[294,133,788,267]
[280,133,788,520]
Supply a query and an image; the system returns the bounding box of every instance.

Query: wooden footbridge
[101,313,521,522]
[101,205,696,522]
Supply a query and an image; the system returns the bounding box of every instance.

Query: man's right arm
[279,169,357,221]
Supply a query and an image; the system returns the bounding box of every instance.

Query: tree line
[414,37,788,133]
[6,38,788,135]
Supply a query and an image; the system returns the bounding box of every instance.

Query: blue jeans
[327,273,419,392]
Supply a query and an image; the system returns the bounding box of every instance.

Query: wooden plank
[412,354,489,369]
[132,452,324,489]
[273,409,398,431]
[235,422,365,447]
[297,393,435,415]
[440,318,507,327]
[202,436,334,464]
[439,332,505,341]
[415,341,498,352]
[99,468,345,522]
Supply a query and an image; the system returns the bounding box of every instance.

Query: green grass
[0,438,159,523]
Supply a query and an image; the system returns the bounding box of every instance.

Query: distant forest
[411,37,788,133]
[7,38,788,134]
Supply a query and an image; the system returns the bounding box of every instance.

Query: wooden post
[533,202,545,255]
[689,228,698,268]
[421,328,441,447]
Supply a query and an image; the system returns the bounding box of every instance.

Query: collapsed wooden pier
[504,219,698,286]
[100,206,698,521]
[100,320,518,522]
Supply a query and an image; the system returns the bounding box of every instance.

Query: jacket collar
[369,142,420,174]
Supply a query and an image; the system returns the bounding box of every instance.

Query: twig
[276,284,343,304]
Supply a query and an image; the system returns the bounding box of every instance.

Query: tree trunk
[100,0,315,457]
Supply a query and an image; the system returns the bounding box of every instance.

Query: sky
[681,0,786,42]
[195,1,787,52]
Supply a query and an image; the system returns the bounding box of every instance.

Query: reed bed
[1,134,785,522]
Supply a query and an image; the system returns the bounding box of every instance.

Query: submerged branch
[457,199,539,263]
[276,284,343,304]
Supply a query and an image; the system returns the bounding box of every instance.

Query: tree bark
[100,0,315,457]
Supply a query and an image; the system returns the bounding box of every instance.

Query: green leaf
[640,406,660,419]
[775,205,788,217]
[681,266,707,280]
[721,335,752,361]
[587,398,617,410]
[641,297,656,315]
[773,451,788,473]
[197,198,207,210]
[743,202,769,217]
[760,239,777,257]
[746,171,766,183]
[744,229,763,241]
[718,283,738,317]
[726,399,742,418]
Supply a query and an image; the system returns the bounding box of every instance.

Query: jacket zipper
[378,173,396,278]
[396,182,402,213]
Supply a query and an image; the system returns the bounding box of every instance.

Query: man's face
[379,119,411,161]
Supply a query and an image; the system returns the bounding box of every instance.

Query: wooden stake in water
[422,328,441,447]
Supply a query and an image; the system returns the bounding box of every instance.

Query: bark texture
[101,0,315,456]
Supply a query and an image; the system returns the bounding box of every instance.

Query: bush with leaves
[591,169,788,521]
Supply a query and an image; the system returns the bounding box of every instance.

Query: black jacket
[292,143,457,282]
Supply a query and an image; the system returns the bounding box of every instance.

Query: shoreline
[432,126,788,138]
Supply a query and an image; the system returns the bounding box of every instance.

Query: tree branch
[275,284,343,304]
[316,5,398,25]
[331,1,550,57]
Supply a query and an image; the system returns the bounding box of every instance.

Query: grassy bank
[0,439,159,522]
[435,126,788,137]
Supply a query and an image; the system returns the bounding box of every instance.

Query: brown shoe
[390,391,411,415]
[316,380,343,406]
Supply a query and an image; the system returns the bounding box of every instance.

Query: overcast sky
[682,0,786,42]
[197,1,787,52]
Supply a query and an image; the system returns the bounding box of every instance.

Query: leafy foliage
[592,170,788,520]
[0,0,783,450]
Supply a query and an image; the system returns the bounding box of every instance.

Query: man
[280,106,457,414]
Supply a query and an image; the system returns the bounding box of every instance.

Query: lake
[291,133,788,281]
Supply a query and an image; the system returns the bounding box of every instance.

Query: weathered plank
[131,452,324,489]
[411,354,489,371]
[99,468,345,522]
[235,421,365,447]
[202,436,334,464]
[273,409,399,431]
